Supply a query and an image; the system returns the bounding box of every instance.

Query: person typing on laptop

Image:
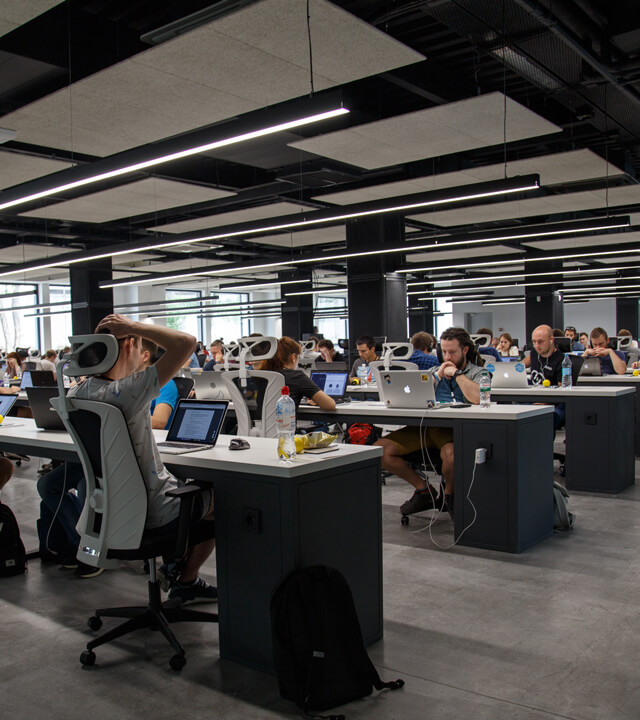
[582,327,626,375]
[374,328,483,520]
[70,314,217,604]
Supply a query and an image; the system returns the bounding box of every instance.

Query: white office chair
[221,336,284,437]
[297,339,319,375]
[471,334,492,348]
[51,334,217,671]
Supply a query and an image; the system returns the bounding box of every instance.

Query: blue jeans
[37,462,86,550]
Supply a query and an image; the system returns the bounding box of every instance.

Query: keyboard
[157,441,214,453]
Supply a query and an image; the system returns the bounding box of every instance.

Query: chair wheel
[87,616,102,631]
[401,515,409,526]
[80,650,96,666]
[170,653,186,671]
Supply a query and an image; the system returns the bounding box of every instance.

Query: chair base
[81,580,218,670]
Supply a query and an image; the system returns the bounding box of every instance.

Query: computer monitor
[554,337,571,353]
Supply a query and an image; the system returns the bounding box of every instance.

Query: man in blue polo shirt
[582,327,626,375]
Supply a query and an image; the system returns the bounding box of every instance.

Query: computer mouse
[229,438,251,450]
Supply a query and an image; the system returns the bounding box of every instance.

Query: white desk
[491,385,635,493]
[298,400,555,553]
[0,420,383,673]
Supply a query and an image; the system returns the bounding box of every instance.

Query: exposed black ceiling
[1,0,640,283]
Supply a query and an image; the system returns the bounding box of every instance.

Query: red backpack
[344,423,380,445]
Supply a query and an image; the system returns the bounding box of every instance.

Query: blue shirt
[410,349,439,370]
[571,341,585,351]
[479,346,502,362]
[203,359,216,371]
[150,379,179,429]
[600,350,625,376]
[188,352,200,369]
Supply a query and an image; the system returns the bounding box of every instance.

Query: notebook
[377,370,469,409]
[156,399,228,454]
[310,371,349,402]
[27,387,66,430]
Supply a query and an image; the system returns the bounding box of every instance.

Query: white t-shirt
[69,365,179,529]
[40,359,56,372]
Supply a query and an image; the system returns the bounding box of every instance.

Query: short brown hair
[411,331,433,352]
[476,327,493,338]
[591,326,609,341]
[141,338,158,362]
[45,349,57,359]
[317,339,334,351]
[618,329,632,337]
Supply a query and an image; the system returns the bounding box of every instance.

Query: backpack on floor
[553,482,575,531]
[344,423,380,446]
[0,500,27,577]
[271,565,404,717]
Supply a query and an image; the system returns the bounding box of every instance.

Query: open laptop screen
[166,400,227,445]
[20,371,32,389]
[0,394,18,418]
[310,371,348,397]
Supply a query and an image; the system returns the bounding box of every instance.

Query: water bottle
[479,370,491,408]
[358,364,369,386]
[276,386,296,461]
[561,353,572,389]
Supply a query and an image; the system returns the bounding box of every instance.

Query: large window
[435,298,453,337]
[206,292,250,344]
[49,285,72,349]
[0,283,39,351]
[315,295,347,343]
[165,289,203,341]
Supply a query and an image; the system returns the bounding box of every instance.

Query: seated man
[317,339,345,363]
[564,326,585,352]
[583,327,626,375]
[409,331,438,369]
[475,327,502,363]
[203,339,224,371]
[140,338,180,429]
[374,328,482,518]
[71,314,216,603]
[523,324,565,431]
[350,335,379,380]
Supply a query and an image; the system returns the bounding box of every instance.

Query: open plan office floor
[1,439,638,720]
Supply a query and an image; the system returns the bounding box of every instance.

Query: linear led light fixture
[98,175,542,289]
[218,279,311,292]
[26,309,71,318]
[0,108,349,213]
[144,301,286,319]
[413,276,621,297]
[416,293,493,301]
[399,246,640,274]
[284,287,347,297]
[481,300,525,306]
[0,290,40,300]
[561,288,640,299]
[561,281,640,293]
[0,300,70,315]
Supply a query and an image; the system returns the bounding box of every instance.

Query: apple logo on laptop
[403,385,411,394]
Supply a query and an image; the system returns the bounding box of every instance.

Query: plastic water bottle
[276,386,296,461]
[561,353,572,389]
[358,364,369,386]
[479,370,491,408]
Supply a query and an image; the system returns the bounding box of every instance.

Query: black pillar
[70,259,114,335]
[346,216,407,343]
[616,274,639,336]
[524,258,564,341]
[280,269,314,339]
[409,301,435,335]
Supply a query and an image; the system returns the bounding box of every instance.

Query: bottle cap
[281,386,290,395]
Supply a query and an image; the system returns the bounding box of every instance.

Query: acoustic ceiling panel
[20,178,234,223]
[247,224,345,248]
[0,0,61,37]
[404,244,522,263]
[0,0,423,157]
[0,151,72,190]
[147,201,315,234]
[408,184,640,227]
[0,243,73,263]
[314,150,623,205]
[522,230,640,251]
[289,92,561,169]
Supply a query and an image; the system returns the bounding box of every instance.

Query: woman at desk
[4,352,22,381]
[498,333,519,357]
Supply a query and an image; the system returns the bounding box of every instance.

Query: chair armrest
[165,485,203,499]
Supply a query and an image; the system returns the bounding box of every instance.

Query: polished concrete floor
[1,448,638,720]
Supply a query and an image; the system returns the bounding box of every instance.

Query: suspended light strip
[218,279,311,291]
[0,300,71,314]
[399,247,640,274]
[413,276,622,297]
[0,108,349,213]
[284,287,347,297]
[144,301,286,319]
[561,281,640,294]
[481,300,525,306]
[562,288,640,299]
[416,293,493,301]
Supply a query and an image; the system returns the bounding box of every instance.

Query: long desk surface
[0,419,382,673]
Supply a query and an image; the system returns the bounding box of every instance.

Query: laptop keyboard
[158,441,204,449]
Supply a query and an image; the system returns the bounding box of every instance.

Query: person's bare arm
[151,403,173,429]
[609,349,627,374]
[309,390,336,410]
[95,314,196,387]
[456,374,480,405]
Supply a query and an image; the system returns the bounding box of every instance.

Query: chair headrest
[381,342,413,361]
[238,336,277,362]
[64,334,120,377]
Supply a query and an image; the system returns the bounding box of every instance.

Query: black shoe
[60,557,79,570]
[75,561,105,579]
[168,577,218,604]
[400,488,440,516]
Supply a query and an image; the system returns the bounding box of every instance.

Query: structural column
[70,259,114,335]
[280,269,314,340]
[409,301,435,336]
[524,257,563,341]
[616,274,639,336]
[346,216,407,343]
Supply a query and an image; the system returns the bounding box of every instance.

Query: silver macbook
[192,371,232,401]
[487,361,528,388]
[377,370,468,409]
[156,399,228,454]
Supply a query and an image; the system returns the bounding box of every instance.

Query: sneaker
[60,557,79,570]
[400,488,441,516]
[168,577,218,604]
[158,560,185,592]
[75,562,105,579]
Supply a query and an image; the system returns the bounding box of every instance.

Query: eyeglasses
[564,326,576,332]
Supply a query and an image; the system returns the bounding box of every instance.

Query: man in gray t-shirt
[73,314,218,605]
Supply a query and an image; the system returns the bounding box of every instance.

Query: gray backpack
[553,482,575,531]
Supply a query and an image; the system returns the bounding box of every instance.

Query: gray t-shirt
[69,365,179,529]
[40,359,56,373]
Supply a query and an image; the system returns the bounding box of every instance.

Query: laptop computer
[310,371,349,402]
[156,399,228,454]
[579,357,602,376]
[378,370,468,409]
[489,362,528,388]
[192,371,231,400]
[314,361,349,372]
[27,387,66,430]
[21,370,56,389]
[0,394,18,421]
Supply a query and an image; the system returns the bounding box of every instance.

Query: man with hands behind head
[70,314,218,604]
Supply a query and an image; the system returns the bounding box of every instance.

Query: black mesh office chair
[172,376,194,399]
[51,335,218,671]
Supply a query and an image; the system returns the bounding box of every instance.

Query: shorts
[144,488,215,546]
[383,426,453,455]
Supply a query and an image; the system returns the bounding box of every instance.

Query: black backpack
[271,566,403,717]
[344,423,380,446]
[0,500,27,577]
